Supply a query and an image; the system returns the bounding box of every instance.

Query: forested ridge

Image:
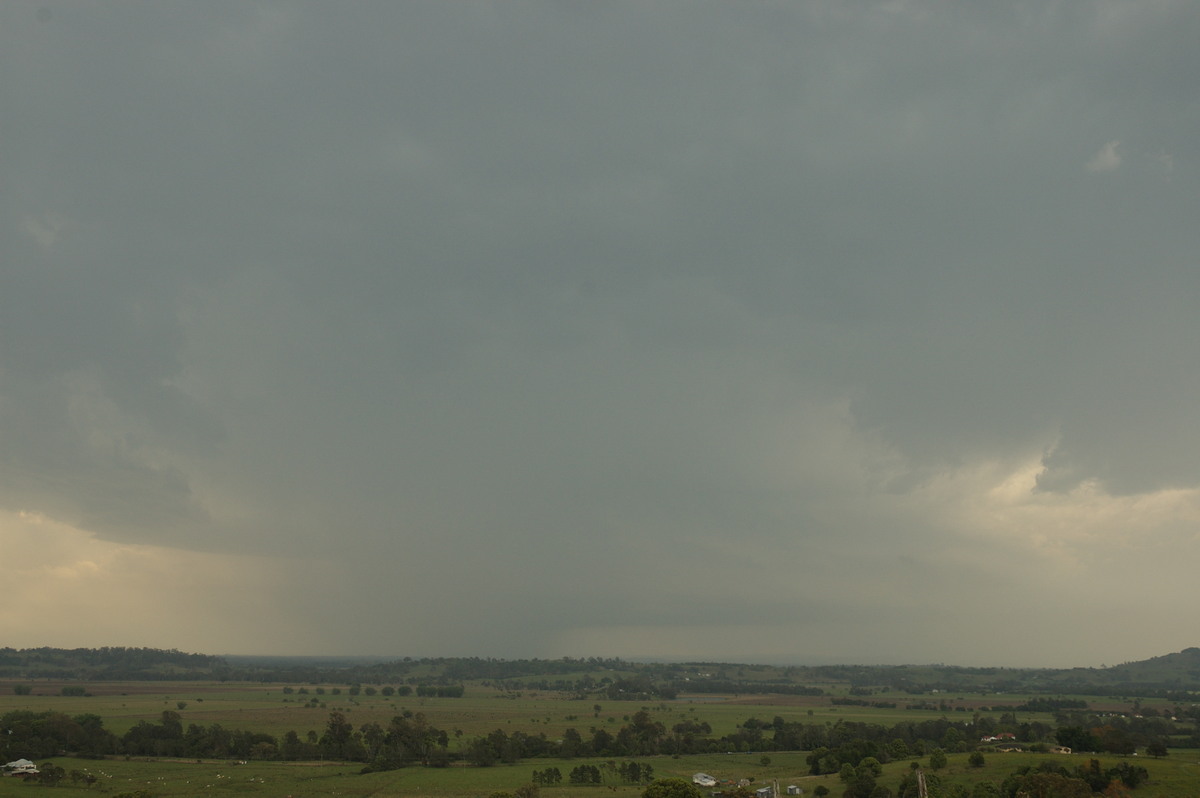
[6,647,1200,697]
[0,647,228,680]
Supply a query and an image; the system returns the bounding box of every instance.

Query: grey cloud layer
[3,1,1198,663]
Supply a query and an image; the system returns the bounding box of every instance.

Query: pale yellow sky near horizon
[7,451,1196,667]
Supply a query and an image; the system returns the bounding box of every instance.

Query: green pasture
[0,680,1149,747]
[3,750,1200,798]
[0,751,858,798]
[5,679,1198,796]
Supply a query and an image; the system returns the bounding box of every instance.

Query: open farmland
[4,649,1200,796]
[3,750,1200,798]
[0,680,1079,745]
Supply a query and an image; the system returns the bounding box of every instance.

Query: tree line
[1,706,1177,770]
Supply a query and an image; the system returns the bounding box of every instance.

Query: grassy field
[0,681,1078,743]
[3,680,1197,796]
[2,751,1200,798]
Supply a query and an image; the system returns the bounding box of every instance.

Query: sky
[2,1,1198,669]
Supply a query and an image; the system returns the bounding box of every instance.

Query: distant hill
[1102,647,1200,686]
[0,646,228,681]
[4,646,1200,697]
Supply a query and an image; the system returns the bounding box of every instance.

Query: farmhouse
[4,759,38,776]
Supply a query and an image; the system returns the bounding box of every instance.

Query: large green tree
[1012,772,1092,798]
[321,711,355,758]
[1056,726,1099,752]
[642,777,703,798]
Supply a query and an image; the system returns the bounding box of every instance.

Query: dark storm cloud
[3,0,1198,664]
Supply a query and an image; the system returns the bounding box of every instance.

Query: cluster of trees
[1009,698,1089,712]
[267,677,466,695]
[417,684,466,697]
[754,715,1052,759]
[466,712,1011,762]
[670,680,824,697]
[0,711,115,761]
[531,763,670,789]
[464,730,530,766]
[439,656,626,681]
[458,712,1059,764]
[790,753,1153,798]
[324,711,451,769]
[491,720,698,765]
[615,760,656,783]
[568,764,604,784]
[1055,723,1172,757]
[1050,707,1181,750]
[279,684,464,698]
[0,708,455,767]
[488,674,680,699]
[905,758,1151,798]
[123,711,277,759]
[834,755,888,798]
[831,697,898,709]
